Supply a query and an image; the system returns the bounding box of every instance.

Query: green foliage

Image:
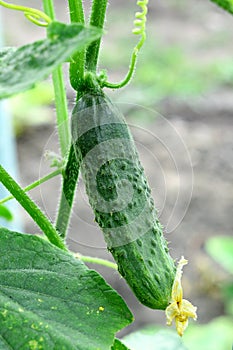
[0,228,133,349]
[222,283,233,316]
[101,44,204,103]
[206,235,233,274]
[118,43,233,104]
[122,326,187,350]
[210,0,233,15]
[122,317,233,350]
[0,21,102,99]
[10,82,54,133]
[205,235,233,319]
[101,26,233,105]
[183,316,233,350]
[111,339,131,350]
[0,204,13,221]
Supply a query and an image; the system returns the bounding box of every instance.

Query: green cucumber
[71,89,176,310]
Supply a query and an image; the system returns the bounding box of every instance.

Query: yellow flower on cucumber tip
[165,256,197,336]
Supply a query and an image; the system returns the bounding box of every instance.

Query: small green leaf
[0,21,102,99]
[0,204,13,221]
[112,338,131,350]
[122,326,187,350]
[210,0,233,15]
[222,282,233,316]
[183,316,233,350]
[205,235,233,274]
[0,228,133,350]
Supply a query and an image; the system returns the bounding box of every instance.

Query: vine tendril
[0,0,52,27]
[100,0,148,89]
[133,0,148,48]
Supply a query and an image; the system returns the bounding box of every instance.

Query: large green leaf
[0,228,133,349]
[122,326,187,350]
[0,21,102,99]
[111,338,131,350]
[205,235,233,274]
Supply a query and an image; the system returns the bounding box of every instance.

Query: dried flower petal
[165,256,197,336]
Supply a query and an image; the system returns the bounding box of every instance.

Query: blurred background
[1,1,233,348]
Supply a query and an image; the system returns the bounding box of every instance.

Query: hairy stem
[85,0,108,72]
[43,0,70,157]
[0,165,66,250]
[75,253,118,270]
[68,0,85,90]
[56,144,81,238]
[0,169,62,205]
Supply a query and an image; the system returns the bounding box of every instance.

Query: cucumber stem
[0,165,67,251]
[51,68,71,157]
[43,0,70,157]
[55,144,81,238]
[75,253,118,270]
[68,0,85,90]
[0,169,62,205]
[85,0,108,72]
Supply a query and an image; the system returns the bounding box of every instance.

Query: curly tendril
[0,0,52,27]
[133,0,148,48]
[100,0,148,89]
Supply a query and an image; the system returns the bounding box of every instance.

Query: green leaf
[112,338,131,350]
[205,235,233,274]
[0,21,102,99]
[210,0,233,15]
[222,282,233,316]
[122,326,187,350]
[0,228,133,350]
[183,316,233,350]
[0,204,13,221]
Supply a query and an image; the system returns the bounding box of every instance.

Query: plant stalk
[55,1,87,238]
[43,0,70,157]
[75,253,118,270]
[56,144,81,238]
[68,0,85,90]
[85,0,108,72]
[0,165,67,250]
[0,169,62,205]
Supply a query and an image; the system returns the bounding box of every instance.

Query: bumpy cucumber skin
[71,91,176,310]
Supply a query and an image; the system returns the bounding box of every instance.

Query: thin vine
[0,169,63,205]
[75,253,118,270]
[100,0,148,89]
[0,0,51,26]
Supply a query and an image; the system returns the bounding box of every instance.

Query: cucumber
[71,89,176,310]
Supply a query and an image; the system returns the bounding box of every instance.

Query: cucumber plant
[6,0,233,347]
